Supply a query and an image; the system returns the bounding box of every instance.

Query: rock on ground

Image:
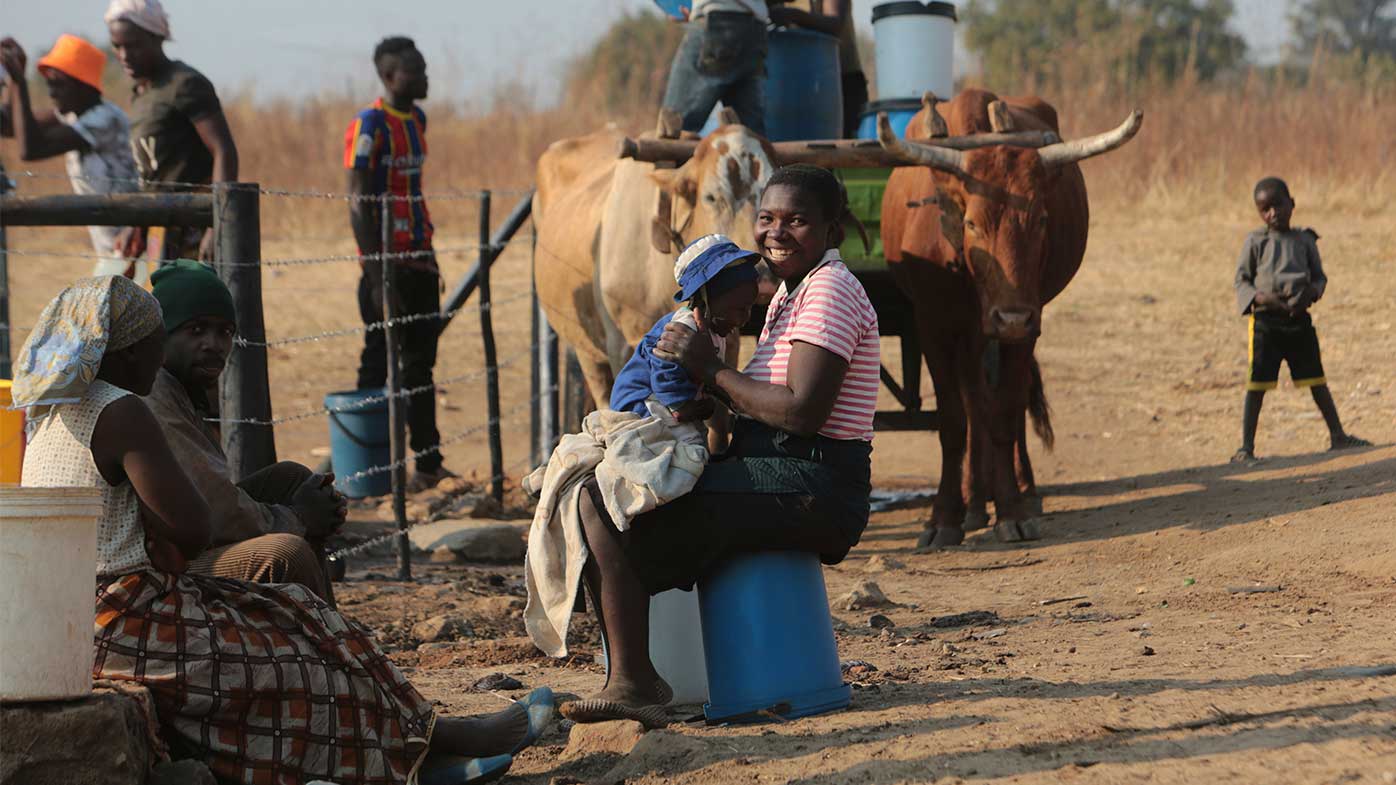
[0,687,154,785]
[596,730,711,785]
[412,614,471,643]
[561,719,648,760]
[407,519,527,563]
[862,555,906,573]
[838,580,890,610]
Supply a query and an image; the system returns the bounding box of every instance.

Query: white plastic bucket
[599,587,709,705]
[0,487,103,701]
[872,1,957,102]
[648,588,708,705]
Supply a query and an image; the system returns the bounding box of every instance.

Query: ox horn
[618,136,699,164]
[876,112,965,174]
[988,100,1014,133]
[920,91,949,138]
[1037,110,1144,168]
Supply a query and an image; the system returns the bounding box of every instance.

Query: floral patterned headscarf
[12,276,163,412]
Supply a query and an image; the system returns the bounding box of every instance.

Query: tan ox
[533,122,776,422]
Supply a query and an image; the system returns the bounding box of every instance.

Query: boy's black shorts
[1247,311,1326,391]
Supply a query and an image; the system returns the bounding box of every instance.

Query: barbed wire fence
[0,169,565,579]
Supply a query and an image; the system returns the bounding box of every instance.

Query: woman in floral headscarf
[17,276,552,785]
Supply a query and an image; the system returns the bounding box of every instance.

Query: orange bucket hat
[36,35,106,93]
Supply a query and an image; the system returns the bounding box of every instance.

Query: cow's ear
[651,166,698,202]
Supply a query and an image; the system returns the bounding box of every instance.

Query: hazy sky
[5,0,1292,104]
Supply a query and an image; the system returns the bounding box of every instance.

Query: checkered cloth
[94,569,434,785]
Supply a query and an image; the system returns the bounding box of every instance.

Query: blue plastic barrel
[765,27,843,141]
[324,388,391,498]
[699,27,843,141]
[698,551,850,723]
[856,97,924,140]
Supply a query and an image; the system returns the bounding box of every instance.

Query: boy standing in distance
[0,35,144,281]
[1232,176,1369,463]
[106,0,240,262]
[345,37,452,491]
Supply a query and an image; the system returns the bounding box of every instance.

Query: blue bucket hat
[673,234,760,303]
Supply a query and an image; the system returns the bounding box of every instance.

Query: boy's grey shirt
[1234,227,1326,314]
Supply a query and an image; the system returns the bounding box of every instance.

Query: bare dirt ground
[8,194,1395,782]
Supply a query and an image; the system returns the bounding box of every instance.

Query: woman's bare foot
[431,704,530,758]
[588,674,667,707]
[559,675,670,728]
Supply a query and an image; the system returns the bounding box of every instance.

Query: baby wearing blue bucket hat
[609,234,761,447]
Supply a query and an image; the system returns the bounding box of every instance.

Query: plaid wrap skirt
[94,569,434,785]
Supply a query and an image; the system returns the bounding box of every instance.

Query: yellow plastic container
[0,380,24,484]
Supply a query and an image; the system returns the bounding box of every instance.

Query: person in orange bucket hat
[0,35,145,283]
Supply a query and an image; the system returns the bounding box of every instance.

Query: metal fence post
[0,166,11,379]
[477,191,505,504]
[381,193,411,580]
[214,182,276,480]
[530,247,541,469]
[562,349,588,433]
[541,315,559,458]
[531,227,560,466]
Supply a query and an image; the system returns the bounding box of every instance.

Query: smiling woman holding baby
[560,163,881,726]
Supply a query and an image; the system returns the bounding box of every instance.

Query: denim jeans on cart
[661,11,768,137]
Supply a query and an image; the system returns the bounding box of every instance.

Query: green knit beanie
[150,259,237,332]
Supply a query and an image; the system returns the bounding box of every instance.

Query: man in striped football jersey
[345,36,453,491]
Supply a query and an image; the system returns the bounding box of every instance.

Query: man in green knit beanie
[143,260,344,604]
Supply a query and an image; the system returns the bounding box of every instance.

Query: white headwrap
[104,0,173,41]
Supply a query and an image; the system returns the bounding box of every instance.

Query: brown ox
[879,89,1142,547]
[532,121,776,443]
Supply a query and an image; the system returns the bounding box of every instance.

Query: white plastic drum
[598,587,709,705]
[648,588,708,705]
[872,1,957,101]
[0,487,103,701]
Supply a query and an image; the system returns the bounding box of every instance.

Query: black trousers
[610,420,873,595]
[356,266,443,473]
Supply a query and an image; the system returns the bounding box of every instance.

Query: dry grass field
[5,68,1395,783]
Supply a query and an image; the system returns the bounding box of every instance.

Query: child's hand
[672,398,715,423]
[1252,291,1282,310]
[1285,285,1318,315]
[655,321,718,375]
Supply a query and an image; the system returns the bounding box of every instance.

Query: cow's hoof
[994,519,1042,543]
[1020,495,1044,518]
[916,526,965,550]
[964,508,990,532]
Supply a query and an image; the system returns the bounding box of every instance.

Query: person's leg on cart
[661,22,726,134]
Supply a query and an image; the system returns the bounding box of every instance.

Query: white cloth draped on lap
[522,408,707,657]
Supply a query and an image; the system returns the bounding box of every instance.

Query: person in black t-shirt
[105,0,239,262]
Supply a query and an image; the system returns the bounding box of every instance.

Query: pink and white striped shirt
[743,251,880,441]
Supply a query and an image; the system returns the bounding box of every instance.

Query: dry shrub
[964,47,1396,218]
[6,48,1391,238]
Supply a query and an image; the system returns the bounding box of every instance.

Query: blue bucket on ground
[325,388,391,498]
[698,551,850,723]
[700,27,843,142]
[856,97,924,140]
